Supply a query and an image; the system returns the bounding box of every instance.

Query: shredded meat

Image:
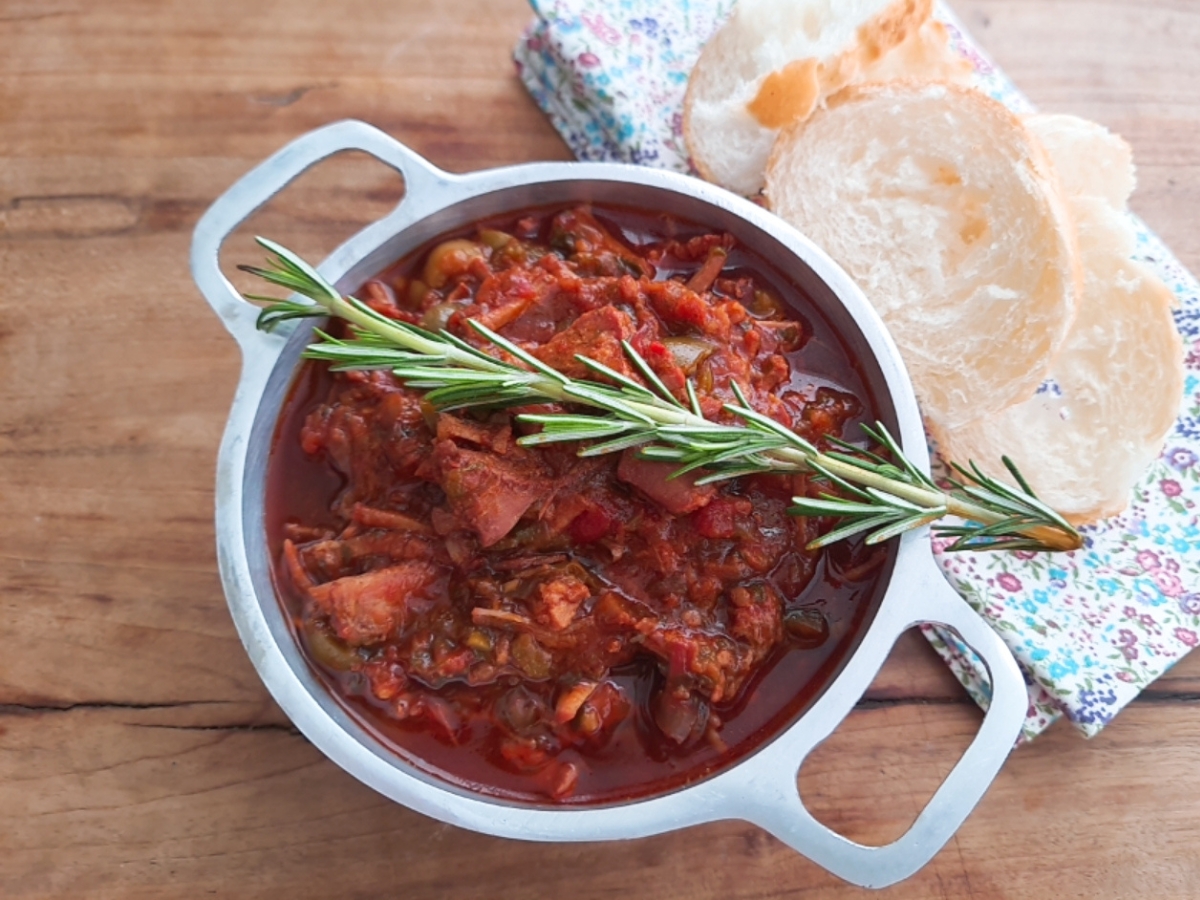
[531,575,591,631]
[425,440,551,547]
[616,452,716,516]
[532,306,637,381]
[308,562,441,645]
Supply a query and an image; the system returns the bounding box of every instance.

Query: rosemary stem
[753,449,1081,552]
[943,507,1082,552]
[328,296,441,354]
[614,400,696,426]
[245,238,1083,555]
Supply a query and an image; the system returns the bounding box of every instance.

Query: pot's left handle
[190,120,447,352]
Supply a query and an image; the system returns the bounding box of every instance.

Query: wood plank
[0,0,570,168]
[1,700,1196,899]
[0,75,571,167]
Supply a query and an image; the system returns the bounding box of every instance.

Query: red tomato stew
[266,205,892,803]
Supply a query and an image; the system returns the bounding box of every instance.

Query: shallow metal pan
[190,120,1025,889]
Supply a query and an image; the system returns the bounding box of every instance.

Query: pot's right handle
[190,120,449,353]
[734,541,1026,889]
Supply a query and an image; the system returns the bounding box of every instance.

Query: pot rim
[191,120,1026,890]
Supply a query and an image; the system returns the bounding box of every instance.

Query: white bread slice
[684,0,937,196]
[935,115,1183,523]
[765,82,1081,432]
[1026,114,1136,210]
[935,199,1184,522]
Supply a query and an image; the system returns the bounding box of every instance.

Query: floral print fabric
[514,0,1200,738]
[516,0,734,170]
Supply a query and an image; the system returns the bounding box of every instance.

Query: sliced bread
[684,0,942,196]
[1026,114,1136,210]
[936,119,1184,522]
[765,81,1081,432]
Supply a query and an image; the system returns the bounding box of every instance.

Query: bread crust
[863,19,974,84]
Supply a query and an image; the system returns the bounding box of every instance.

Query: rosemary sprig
[239,238,1082,554]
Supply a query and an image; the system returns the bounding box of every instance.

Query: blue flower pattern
[517,0,735,171]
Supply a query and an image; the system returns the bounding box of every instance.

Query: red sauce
[266,205,891,804]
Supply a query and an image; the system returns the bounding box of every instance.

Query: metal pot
[190,120,1025,890]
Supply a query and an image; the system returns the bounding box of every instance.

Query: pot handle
[735,542,1026,889]
[190,120,448,352]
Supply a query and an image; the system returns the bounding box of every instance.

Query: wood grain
[1,0,1198,897]
[3,702,1198,899]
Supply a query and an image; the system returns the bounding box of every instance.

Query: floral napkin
[514,0,1200,740]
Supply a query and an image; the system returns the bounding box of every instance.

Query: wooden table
[2,1,1198,896]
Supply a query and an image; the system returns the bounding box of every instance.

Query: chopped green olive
[305,623,360,671]
[478,229,514,250]
[423,238,486,290]
[783,608,830,649]
[749,288,785,317]
[421,301,462,332]
[511,633,553,680]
